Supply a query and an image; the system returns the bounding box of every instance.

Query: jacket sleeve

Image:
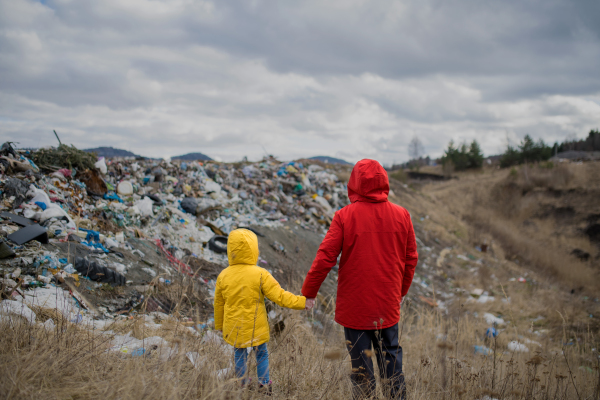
[214,275,225,330]
[401,215,418,297]
[262,271,306,310]
[302,211,343,298]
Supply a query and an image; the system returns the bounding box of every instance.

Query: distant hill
[172,152,213,161]
[308,156,352,165]
[84,147,140,158]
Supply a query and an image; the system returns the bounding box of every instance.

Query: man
[302,159,418,399]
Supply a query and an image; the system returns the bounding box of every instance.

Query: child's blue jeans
[234,343,270,385]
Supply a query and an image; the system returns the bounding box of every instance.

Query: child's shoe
[258,380,272,396]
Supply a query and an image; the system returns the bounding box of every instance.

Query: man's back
[301,159,418,330]
[302,160,418,329]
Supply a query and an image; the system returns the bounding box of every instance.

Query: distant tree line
[395,129,599,173]
[557,129,600,152]
[500,129,599,168]
[440,140,484,171]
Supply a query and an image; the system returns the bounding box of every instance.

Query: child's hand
[305,298,315,310]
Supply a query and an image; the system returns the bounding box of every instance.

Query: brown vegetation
[420,162,600,292]
[2,283,598,399]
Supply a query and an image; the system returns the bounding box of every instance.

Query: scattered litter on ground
[507,341,529,352]
[483,313,505,326]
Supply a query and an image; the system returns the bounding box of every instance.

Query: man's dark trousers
[345,324,406,399]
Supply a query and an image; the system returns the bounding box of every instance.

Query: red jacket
[302,159,418,330]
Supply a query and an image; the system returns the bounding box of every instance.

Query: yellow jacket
[214,229,306,348]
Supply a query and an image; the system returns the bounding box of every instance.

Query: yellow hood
[227,229,259,266]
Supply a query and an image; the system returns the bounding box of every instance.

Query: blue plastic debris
[71,314,83,324]
[474,345,492,355]
[485,327,498,338]
[79,228,109,253]
[131,348,146,357]
[103,192,123,203]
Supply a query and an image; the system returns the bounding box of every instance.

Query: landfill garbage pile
[0,141,351,358]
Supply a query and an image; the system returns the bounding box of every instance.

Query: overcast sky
[1,0,599,163]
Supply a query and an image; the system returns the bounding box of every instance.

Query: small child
[214,228,307,393]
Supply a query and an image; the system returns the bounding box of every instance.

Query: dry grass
[1,285,598,399]
[420,163,600,292]
[514,163,575,192]
[464,210,595,291]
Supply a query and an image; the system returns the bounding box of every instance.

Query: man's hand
[305,298,316,310]
[400,296,405,306]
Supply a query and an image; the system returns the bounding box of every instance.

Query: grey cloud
[0,0,599,163]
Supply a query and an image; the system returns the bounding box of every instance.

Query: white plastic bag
[94,157,108,174]
[27,185,51,207]
[0,300,37,324]
[39,204,76,229]
[134,197,154,217]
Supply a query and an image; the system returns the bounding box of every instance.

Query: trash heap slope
[0,142,350,328]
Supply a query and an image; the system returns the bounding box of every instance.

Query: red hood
[347,159,389,203]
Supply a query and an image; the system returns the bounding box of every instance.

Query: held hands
[305,298,316,310]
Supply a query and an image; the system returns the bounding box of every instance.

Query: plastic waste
[507,341,529,352]
[131,348,146,357]
[110,262,127,274]
[485,327,498,338]
[117,181,133,196]
[0,300,37,324]
[474,345,492,355]
[105,237,120,249]
[3,178,29,208]
[63,264,75,274]
[39,204,76,228]
[103,192,123,203]
[483,313,505,326]
[180,197,199,215]
[0,278,17,288]
[74,257,126,285]
[43,318,56,331]
[135,197,154,217]
[95,157,108,174]
[27,185,51,208]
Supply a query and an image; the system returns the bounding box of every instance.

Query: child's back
[214,229,305,348]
